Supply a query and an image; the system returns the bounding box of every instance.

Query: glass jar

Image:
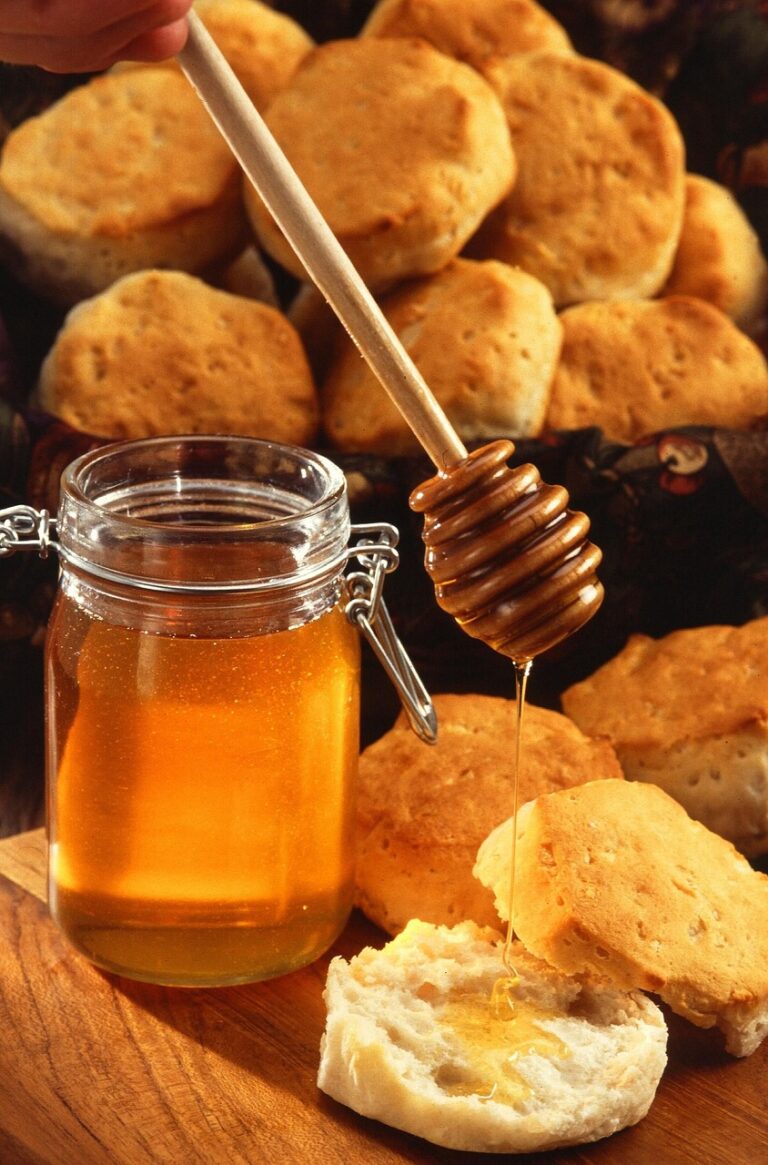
[42,435,366,987]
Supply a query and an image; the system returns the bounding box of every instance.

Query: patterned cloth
[343,429,768,722]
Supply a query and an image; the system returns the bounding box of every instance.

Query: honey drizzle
[450,657,565,1106]
[502,657,532,979]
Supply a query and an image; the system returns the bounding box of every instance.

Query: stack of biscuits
[326,620,768,1150]
[0,0,765,445]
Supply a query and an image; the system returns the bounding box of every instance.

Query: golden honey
[44,436,364,986]
[47,601,359,986]
[439,989,569,1104]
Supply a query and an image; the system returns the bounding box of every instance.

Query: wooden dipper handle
[177,11,466,469]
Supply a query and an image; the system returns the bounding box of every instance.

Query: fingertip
[115,17,190,65]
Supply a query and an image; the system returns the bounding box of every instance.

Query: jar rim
[56,435,351,594]
[61,435,347,530]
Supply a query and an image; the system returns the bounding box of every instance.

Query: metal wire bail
[0,505,58,559]
[345,522,437,744]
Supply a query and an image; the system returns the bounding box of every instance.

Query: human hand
[0,1,193,73]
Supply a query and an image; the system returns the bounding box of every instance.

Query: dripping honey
[46,595,360,986]
[502,658,532,976]
[444,658,550,1103]
[410,445,602,1100]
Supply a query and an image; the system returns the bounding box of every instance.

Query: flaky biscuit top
[509,781,768,1010]
[562,620,768,750]
[0,69,237,238]
[357,693,622,847]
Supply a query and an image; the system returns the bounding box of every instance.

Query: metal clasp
[346,522,437,744]
[0,505,58,560]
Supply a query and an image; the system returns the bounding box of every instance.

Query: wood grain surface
[0,829,766,1165]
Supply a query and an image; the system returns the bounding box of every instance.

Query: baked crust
[244,37,516,290]
[355,692,622,934]
[37,269,319,444]
[322,258,561,454]
[562,620,768,750]
[475,780,768,1056]
[361,0,573,69]
[114,0,314,111]
[544,296,768,441]
[663,173,768,336]
[0,69,246,304]
[469,52,685,307]
[560,619,768,855]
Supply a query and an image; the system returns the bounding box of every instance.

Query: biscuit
[322,258,561,454]
[468,52,685,307]
[544,296,768,442]
[244,37,516,291]
[662,173,768,336]
[37,269,318,444]
[319,920,667,1153]
[115,0,314,110]
[560,619,768,856]
[0,69,246,305]
[361,0,573,70]
[354,692,623,935]
[475,779,768,1056]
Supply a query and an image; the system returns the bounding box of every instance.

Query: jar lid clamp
[345,522,436,743]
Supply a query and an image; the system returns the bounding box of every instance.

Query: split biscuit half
[476,779,768,1056]
[319,919,667,1153]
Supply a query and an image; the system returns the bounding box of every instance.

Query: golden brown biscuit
[37,269,319,444]
[244,37,516,291]
[560,619,768,856]
[322,258,561,454]
[361,0,572,70]
[475,779,768,1056]
[662,173,768,336]
[468,52,685,307]
[0,69,246,306]
[114,0,314,110]
[354,692,623,935]
[544,296,768,442]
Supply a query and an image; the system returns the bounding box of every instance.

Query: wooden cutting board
[0,829,765,1165]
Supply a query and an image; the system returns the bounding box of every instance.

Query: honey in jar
[45,436,361,986]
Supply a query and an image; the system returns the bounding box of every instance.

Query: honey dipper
[177,14,603,662]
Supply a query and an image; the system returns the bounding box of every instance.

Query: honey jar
[0,435,433,986]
